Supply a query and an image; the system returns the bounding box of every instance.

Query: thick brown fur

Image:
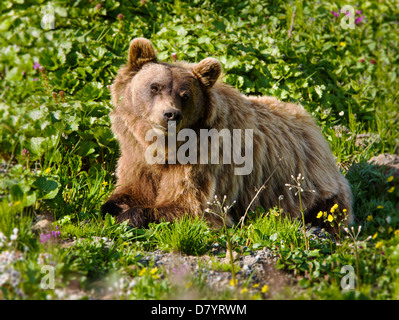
[102,38,354,232]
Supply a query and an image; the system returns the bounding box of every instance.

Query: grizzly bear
[101,37,354,232]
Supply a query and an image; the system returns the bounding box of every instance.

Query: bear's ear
[128,38,157,71]
[192,58,222,88]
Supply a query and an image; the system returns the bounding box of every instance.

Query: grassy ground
[1,0,399,300]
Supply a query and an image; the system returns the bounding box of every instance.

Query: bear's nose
[163,109,182,125]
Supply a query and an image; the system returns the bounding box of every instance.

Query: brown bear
[101,37,354,232]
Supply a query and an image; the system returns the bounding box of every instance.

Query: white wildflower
[0,273,9,286]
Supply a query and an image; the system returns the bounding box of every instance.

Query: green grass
[245,207,304,250]
[1,0,399,300]
[149,216,213,256]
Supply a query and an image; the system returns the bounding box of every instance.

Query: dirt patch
[369,153,399,178]
[138,246,298,299]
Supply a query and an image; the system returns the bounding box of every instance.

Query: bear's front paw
[101,200,124,217]
[101,194,135,217]
[116,207,152,228]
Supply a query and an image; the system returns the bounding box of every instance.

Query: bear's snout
[162,108,182,126]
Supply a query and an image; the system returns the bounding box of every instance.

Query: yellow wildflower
[372,232,378,240]
[253,283,260,288]
[394,230,399,237]
[240,288,248,294]
[150,267,158,275]
[13,201,21,206]
[339,42,346,47]
[229,278,238,286]
[330,204,339,213]
[327,214,334,223]
[138,268,146,276]
[388,186,395,193]
[261,285,269,293]
[102,181,108,187]
[45,167,51,173]
[377,205,384,209]
[375,241,383,249]
[185,281,192,289]
[343,208,347,214]
[387,176,394,182]
[316,211,323,219]
[388,227,393,234]
[366,215,373,222]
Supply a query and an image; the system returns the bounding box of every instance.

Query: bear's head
[111,38,222,148]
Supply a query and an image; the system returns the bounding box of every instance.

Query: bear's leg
[101,193,137,217]
[115,206,191,228]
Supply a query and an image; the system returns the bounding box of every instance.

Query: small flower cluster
[138,266,160,280]
[331,9,364,25]
[285,173,316,196]
[316,203,348,229]
[232,281,269,298]
[40,226,61,244]
[205,195,236,223]
[37,252,54,265]
[387,175,395,194]
[32,61,44,82]
[0,228,19,248]
[0,229,25,297]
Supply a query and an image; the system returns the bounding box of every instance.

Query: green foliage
[346,161,399,236]
[246,207,304,249]
[149,216,213,255]
[0,0,398,300]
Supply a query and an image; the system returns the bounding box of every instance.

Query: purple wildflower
[40,228,61,244]
[356,10,362,15]
[33,61,41,70]
[40,233,51,243]
[331,10,340,18]
[355,15,364,25]
[172,264,187,276]
[33,78,38,81]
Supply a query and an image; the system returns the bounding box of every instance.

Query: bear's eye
[150,84,160,93]
[181,93,190,101]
